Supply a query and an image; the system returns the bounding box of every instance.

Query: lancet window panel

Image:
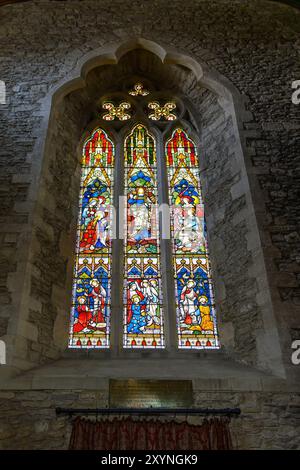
[166,128,219,349]
[123,124,165,349]
[69,128,114,348]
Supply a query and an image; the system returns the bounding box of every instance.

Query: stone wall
[0,389,299,450]
[198,90,258,364]
[0,0,299,450]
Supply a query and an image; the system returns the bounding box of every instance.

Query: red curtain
[69,416,233,450]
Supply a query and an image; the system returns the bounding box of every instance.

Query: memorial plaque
[109,379,193,408]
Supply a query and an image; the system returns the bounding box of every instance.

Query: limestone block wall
[0,389,299,450]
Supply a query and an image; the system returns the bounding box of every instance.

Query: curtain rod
[56,407,241,417]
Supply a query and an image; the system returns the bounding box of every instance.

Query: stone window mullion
[156,130,178,353]
[111,137,124,356]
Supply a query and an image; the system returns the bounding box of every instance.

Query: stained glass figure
[148,101,177,121]
[166,128,219,349]
[102,102,131,121]
[123,124,164,348]
[69,128,114,348]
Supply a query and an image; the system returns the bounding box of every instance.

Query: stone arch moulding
[3,38,285,381]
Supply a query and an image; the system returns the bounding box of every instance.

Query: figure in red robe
[80,197,107,251]
[89,279,106,323]
[73,296,93,333]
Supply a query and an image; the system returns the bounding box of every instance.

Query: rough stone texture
[0,389,299,450]
[0,0,299,449]
[198,91,259,364]
[0,389,108,450]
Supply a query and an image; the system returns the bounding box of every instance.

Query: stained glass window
[166,128,219,349]
[123,124,165,348]
[69,128,114,348]
[69,89,220,351]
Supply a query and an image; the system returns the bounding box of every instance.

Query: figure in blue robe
[127,295,147,334]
